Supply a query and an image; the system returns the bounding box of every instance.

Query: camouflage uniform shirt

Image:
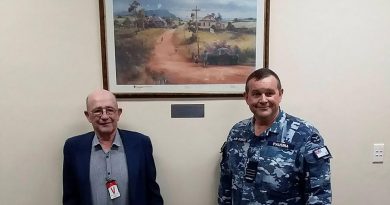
[218,110,332,205]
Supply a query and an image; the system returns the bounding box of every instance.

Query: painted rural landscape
[112,0,257,85]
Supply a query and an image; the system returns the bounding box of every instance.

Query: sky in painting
[113,0,257,19]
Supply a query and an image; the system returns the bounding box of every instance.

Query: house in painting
[198,14,225,31]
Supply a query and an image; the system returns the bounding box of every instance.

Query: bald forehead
[86,90,118,110]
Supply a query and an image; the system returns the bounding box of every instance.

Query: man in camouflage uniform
[218,68,332,205]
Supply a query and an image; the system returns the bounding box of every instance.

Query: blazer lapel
[118,129,140,200]
[77,132,94,203]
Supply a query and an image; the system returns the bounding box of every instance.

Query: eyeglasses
[90,107,118,117]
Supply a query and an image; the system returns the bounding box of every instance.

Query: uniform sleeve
[303,133,332,205]
[218,141,232,205]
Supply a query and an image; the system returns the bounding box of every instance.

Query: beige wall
[269,1,390,204]
[0,0,389,204]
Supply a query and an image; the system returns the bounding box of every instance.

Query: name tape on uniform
[267,141,295,150]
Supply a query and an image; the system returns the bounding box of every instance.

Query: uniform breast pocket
[259,146,300,194]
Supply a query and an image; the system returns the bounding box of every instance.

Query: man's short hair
[245,68,282,93]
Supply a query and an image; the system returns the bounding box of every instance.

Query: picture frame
[99,0,270,98]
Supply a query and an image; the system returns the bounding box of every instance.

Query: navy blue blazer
[63,129,163,205]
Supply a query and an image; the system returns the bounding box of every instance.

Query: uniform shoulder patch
[313,146,332,159]
[310,134,322,144]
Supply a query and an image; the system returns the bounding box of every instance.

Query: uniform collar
[249,109,287,137]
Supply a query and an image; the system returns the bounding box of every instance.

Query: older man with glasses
[63,89,163,205]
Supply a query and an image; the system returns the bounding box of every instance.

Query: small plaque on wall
[171,104,204,118]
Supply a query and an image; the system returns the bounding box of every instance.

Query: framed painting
[99,0,270,97]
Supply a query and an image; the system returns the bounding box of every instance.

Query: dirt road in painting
[147,29,254,84]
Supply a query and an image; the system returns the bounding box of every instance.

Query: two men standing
[63,68,331,205]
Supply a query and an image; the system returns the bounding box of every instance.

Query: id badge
[106,180,121,199]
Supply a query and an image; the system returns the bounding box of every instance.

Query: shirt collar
[267,109,286,134]
[92,129,123,149]
[249,109,287,137]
